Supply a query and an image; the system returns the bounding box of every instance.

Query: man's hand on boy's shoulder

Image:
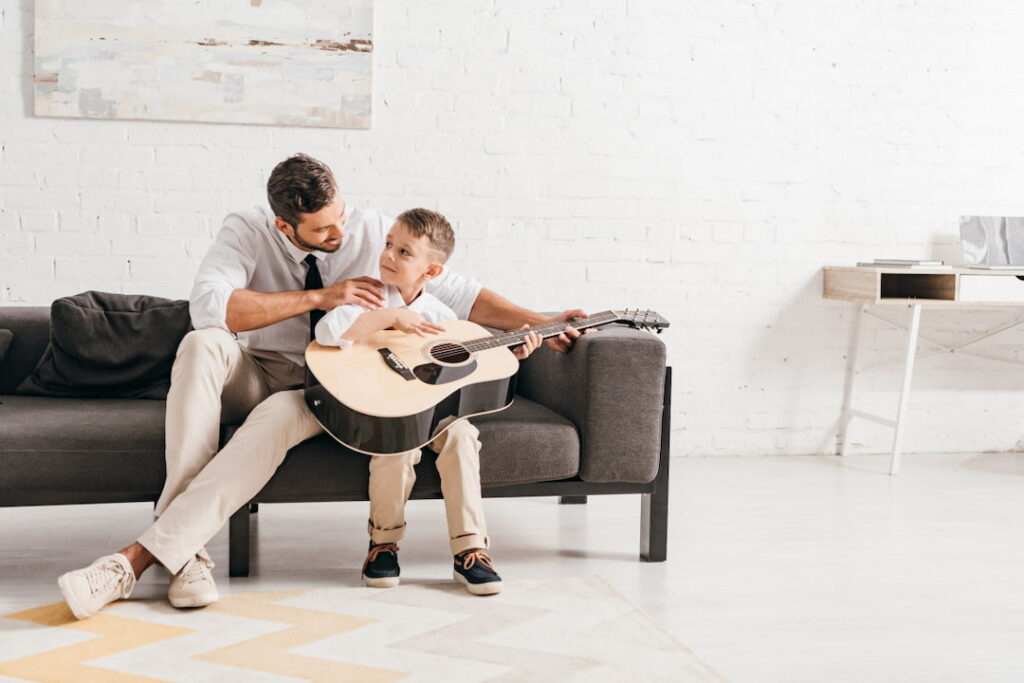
[545,309,591,353]
[320,276,387,310]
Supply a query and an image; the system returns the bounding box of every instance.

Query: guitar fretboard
[461,311,621,352]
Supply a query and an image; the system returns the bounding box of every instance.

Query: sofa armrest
[516,325,668,483]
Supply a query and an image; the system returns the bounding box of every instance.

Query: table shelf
[823,266,1024,305]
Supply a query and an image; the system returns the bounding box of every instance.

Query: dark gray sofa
[0,305,671,576]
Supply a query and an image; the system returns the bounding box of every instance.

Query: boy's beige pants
[138,328,488,574]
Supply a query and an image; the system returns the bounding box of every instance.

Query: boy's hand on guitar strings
[512,326,543,360]
[545,309,592,353]
[392,309,445,337]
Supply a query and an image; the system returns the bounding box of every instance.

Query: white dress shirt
[314,284,457,348]
[189,205,481,366]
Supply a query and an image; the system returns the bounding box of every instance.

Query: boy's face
[379,221,444,289]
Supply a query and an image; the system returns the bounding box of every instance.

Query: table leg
[839,305,866,457]
[890,304,921,476]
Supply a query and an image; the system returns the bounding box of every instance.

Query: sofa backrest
[0,307,50,393]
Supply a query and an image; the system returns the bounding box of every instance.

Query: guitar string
[418,324,660,362]
[428,313,620,359]
[421,312,660,362]
[431,311,664,358]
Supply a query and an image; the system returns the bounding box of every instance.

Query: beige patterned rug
[0,576,723,682]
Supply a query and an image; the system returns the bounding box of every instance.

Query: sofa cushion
[0,396,168,505]
[16,291,191,400]
[0,329,12,366]
[0,394,579,506]
[0,307,50,394]
[473,398,581,485]
[249,397,580,501]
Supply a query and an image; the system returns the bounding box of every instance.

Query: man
[57,153,584,619]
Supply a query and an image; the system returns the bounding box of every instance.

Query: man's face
[278,196,347,253]
[379,221,443,289]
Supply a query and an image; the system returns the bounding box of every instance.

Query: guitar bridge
[379,347,416,381]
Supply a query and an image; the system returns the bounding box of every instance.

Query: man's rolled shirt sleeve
[189,221,258,331]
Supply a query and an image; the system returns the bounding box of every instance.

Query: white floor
[2,452,1023,682]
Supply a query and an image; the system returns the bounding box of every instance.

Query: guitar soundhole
[430,342,470,365]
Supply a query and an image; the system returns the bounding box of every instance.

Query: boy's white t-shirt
[315,284,457,348]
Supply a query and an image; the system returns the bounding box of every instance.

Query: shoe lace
[179,558,212,585]
[459,549,495,572]
[362,543,399,573]
[86,558,135,598]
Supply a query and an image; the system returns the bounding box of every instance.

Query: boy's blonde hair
[396,208,454,262]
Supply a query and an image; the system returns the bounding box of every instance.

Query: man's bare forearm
[226,288,320,333]
[468,288,548,331]
[469,288,587,354]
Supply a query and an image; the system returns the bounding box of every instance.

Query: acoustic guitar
[304,309,669,455]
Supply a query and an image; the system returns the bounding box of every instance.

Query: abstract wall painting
[34,0,373,129]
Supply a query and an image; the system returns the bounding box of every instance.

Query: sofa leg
[559,496,588,505]
[229,506,250,577]
[640,487,668,562]
[641,367,671,563]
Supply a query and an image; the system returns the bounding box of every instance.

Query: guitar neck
[462,311,621,352]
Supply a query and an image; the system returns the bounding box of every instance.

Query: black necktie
[303,254,324,340]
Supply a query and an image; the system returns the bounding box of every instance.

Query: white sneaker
[58,553,136,620]
[168,551,218,608]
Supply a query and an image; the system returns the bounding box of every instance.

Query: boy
[315,208,541,595]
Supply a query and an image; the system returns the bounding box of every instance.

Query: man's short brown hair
[267,154,337,228]
[396,208,455,262]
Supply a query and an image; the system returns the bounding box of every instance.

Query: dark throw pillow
[16,291,192,399]
[0,328,13,366]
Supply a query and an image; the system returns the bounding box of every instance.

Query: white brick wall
[3,0,1024,456]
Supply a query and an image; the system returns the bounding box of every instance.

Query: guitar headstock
[613,309,670,332]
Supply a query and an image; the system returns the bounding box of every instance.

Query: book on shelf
[856,259,951,269]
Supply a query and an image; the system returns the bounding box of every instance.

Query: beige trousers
[368,419,489,555]
[139,329,319,573]
[138,328,488,573]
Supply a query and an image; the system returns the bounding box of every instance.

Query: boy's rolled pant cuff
[367,520,406,545]
[450,533,488,556]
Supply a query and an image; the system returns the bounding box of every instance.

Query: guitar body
[303,309,669,456]
[305,319,520,455]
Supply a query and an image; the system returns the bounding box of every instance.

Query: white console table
[823,266,1024,475]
